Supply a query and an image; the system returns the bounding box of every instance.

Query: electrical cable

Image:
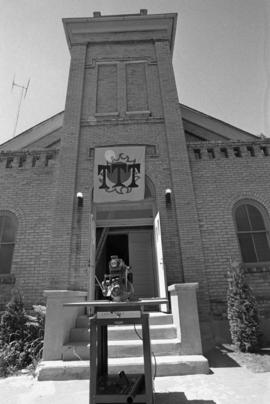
[133,324,157,380]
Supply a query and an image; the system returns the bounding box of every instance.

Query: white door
[88,213,96,300]
[153,212,168,311]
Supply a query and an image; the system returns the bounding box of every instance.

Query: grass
[216,344,270,373]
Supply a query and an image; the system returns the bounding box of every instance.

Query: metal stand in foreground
[65,298,167,404]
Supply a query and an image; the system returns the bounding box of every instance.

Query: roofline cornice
[63,12,177,54]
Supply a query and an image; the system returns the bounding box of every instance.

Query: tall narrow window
[0,214,17,274]
[234,202,270,263]
[126,62,148,112]
[96,64,118,113]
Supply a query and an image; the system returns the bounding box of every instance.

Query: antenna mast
[11,76,30,137]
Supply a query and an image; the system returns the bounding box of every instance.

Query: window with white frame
[234,201,270,263]
[0,213,17,274]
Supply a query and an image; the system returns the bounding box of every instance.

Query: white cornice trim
[63,13,177,53]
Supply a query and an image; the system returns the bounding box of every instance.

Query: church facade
[1,10,270,348]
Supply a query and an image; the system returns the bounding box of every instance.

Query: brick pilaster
[155,40,210,318]
[49,45,87,288]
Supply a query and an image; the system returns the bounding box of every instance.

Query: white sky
[0,0,269,144]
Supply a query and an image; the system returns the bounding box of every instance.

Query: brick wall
[188,140,270,323]
[48,45,87,290]
[65,40,185,295]
[155,41,211,324]
[68,122,183,290]
[0,150,58,309]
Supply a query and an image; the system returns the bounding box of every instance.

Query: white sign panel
[93,147,145,203]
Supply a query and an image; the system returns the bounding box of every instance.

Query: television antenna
[11,76,30,137]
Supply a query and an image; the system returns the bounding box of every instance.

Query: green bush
[227,261,261,352]
[0,292,45,377]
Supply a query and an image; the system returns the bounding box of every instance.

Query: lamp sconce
[165,188,172,206]
[77,192,84,208]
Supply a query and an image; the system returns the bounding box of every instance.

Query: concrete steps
[63,313,177,360]
[37,312,209,380]
[63,313,179,361]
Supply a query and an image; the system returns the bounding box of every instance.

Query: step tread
[77,313,173,319]
[41,355,207,367]
[109,355,208,365]
[110,338,180,346]
[72,324,176,331]
[76,312,173,327]
[63,338,180,348]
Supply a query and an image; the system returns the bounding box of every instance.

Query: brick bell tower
[48,10,210,334]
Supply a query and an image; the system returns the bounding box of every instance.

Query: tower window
[126,62,148,112]
[96,63,118,113]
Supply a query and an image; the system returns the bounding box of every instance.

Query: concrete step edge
[71,324,177,332]
[63,338,180,348]
[76,313,174,327]
[37,355,209,381]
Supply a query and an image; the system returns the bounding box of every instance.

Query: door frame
[91,197,167,307]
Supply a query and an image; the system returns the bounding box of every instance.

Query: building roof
[0,105,258,152]
[0,112,63,151]
[181,105,258,142]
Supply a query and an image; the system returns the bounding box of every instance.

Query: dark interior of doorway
[106,234,129,266]
[95,231,129,299]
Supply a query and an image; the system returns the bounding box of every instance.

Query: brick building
[1,10,270,348]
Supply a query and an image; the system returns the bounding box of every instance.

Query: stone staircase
[38,312,209,380]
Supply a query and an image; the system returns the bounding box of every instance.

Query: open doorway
[106,234,129,265]
[95,228,156,299]
[95,232,129,298]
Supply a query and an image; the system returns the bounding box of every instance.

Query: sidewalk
[1,348,270,404]
[1,365,269,404]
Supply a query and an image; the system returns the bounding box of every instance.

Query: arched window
[234,202,270,263]
[0,214,17,274]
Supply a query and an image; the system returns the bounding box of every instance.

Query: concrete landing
[37,355,209,381]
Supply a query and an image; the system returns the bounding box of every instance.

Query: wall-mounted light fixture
[165,188,172,205]
[77,192,84,208]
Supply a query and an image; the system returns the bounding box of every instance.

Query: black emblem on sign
[98,151,141,195]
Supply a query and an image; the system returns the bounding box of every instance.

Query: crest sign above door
[93,146,145,203]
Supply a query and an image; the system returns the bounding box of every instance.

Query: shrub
[0,292,45,377]
[227,260,261,352]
